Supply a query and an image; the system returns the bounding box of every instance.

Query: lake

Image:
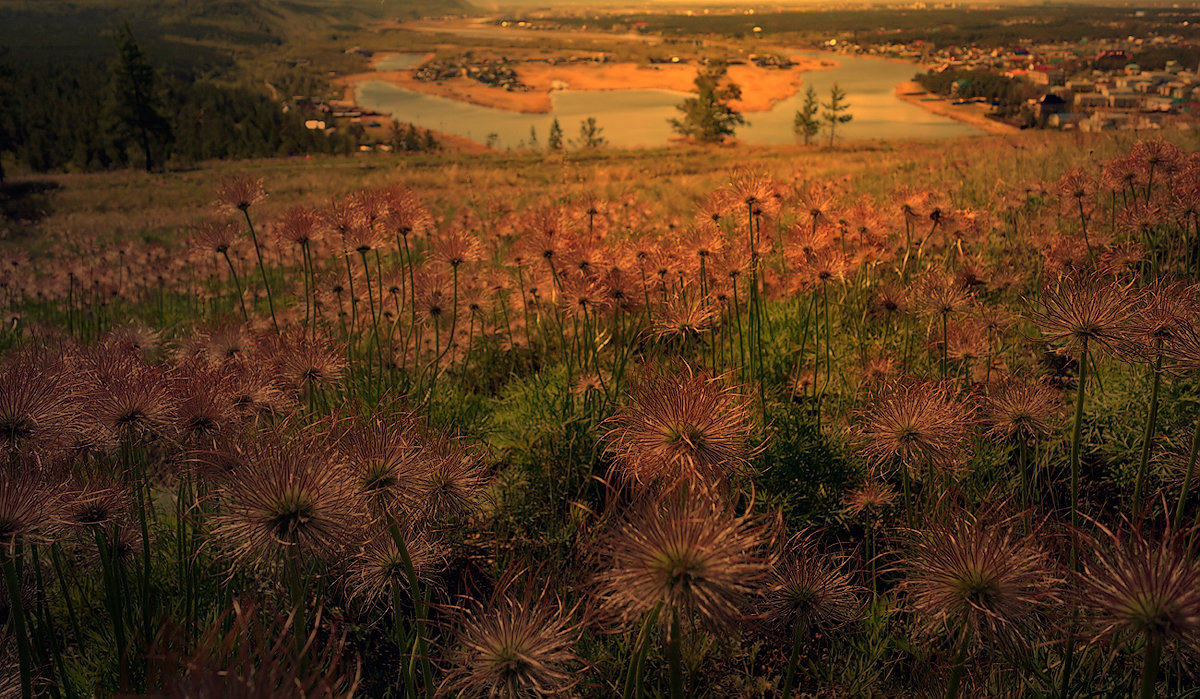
[355,51,980,148]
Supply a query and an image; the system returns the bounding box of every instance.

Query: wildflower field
[1,134,1199,697]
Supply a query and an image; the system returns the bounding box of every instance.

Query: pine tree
[389,119,405,152]
[528,125,539,150]
[669,61,745,143]
[104,25,172,172]
[793,85,820,145]
[821,83,853,148]
[0,56,12,183]
[574,117,607,149]
[404,124,421,152]
[548,118,564,151]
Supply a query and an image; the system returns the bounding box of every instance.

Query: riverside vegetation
[0,134,1199,697]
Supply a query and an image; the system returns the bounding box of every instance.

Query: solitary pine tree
[793,85,820,145]
[104,26,171,171]
[669,62,745,144]
[0,56,13,183]
[528,125,539,150]
[574,117,607,149]
[822,83,853,147]
[548,118,564,150]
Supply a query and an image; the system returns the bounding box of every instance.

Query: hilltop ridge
[0,0,476,65]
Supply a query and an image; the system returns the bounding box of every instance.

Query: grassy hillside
[3,131,1200,697]
[0,0,476,67]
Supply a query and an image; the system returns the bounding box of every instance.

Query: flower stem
[1134,349,1163,516]
[2,551,33,699]
[220,250,249,321]
[241,209,278,332]
[1069,340,1090,559]
[1138,636,1162,699]
[781,621,806,699]
[944,631,971,699]
[1174,415,1200,531]
[668,609,684,699]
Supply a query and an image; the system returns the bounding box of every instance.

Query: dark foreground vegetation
[0,133,1198,697]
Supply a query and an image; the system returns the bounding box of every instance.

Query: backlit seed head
[856,379,974,477]
[344,523,443,609]
[1030,271,1140,356]
[983,378,1063,443]
[594,494,777,633]
[894,509,1061,644]
[764,533,865,633]
[604,361,754,493]
[439,578,582,698]
[1078,522,1200,651]
[207,432,364,568]
[215,175,267,213]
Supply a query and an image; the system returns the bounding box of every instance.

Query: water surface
[356,50,980,148]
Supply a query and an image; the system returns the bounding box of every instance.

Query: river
[356,51,980,148]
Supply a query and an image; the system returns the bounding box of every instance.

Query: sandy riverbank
[339,56,833,115]
[894,80,1020,135]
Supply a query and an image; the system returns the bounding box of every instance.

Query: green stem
[1138,636,1163,699]
[624,602,661,699]
[1069,341,1089,559]
[668,609,683,699]
[220,250,249,321]
[941,311,949,380]
[1134,350,1163,516]
[2,551,33,699]
[241,209,278,332]
[360,250,386,381]
[944,630,971,699]
[386,515,434,699]
[1174,414,1200,531]
[781,621,806,699]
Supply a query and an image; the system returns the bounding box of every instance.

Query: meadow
[1,132,1199,697]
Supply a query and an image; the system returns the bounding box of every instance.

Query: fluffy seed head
[208,433,364,567]
[215,175,267,213]
[344,524,442,608]
[764,533,865,633]
[983,378,1063,443]
[439,581,582,698]
[1031,271,1140,356]
[1078,523,1200,651]
[895,509,1061,643]
[604,362,754,493]
[856,379,974,476]
[594,494,777,633]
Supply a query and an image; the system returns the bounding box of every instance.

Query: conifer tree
[822,83,853,147]
[104,25,171,171]
[574,117,607,149]
[793,85,820,145]
[669,61,745,143]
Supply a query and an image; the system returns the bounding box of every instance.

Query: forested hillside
[0,0,473,175]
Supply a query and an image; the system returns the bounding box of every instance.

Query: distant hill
[0,0,476,67]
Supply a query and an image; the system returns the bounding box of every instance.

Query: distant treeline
[0,58,363,175]
[543,6,1200,48]
[915,69,1029,118]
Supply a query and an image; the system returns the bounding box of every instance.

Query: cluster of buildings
[1028,59,1200,131]
[837,38,1200,131]
[413,58,530,92]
